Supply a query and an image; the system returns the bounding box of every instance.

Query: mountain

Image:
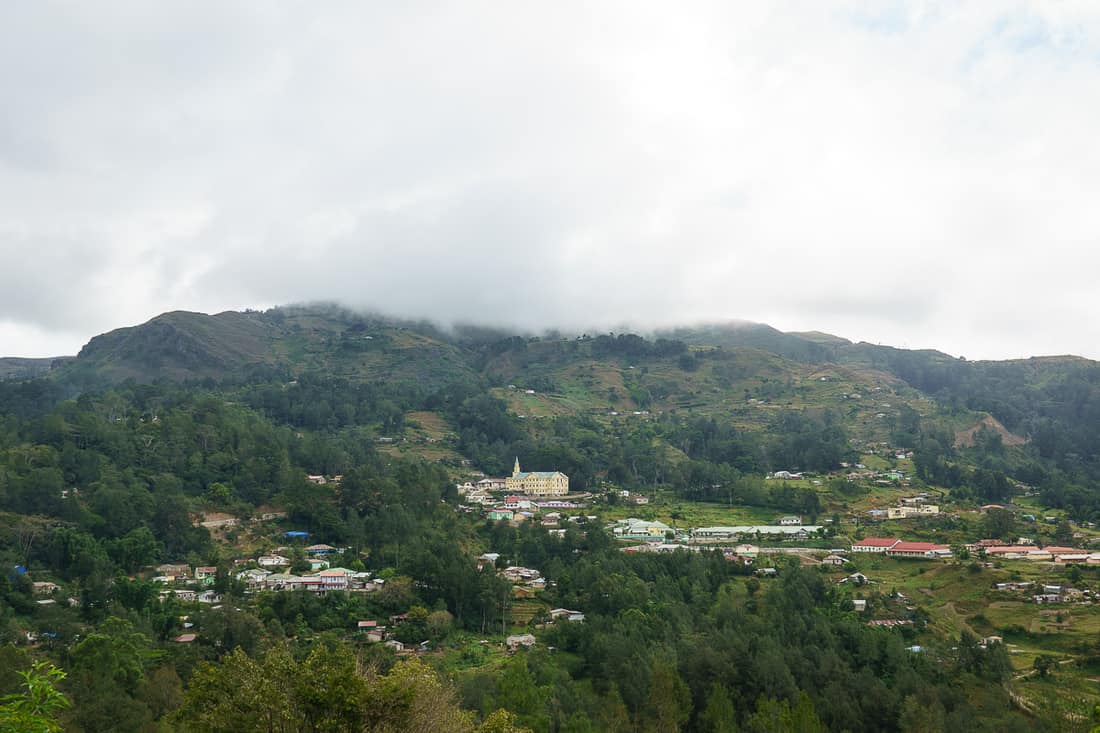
[657,321,843,363]
[14,304,1100,483]
[55,305,476,390]
[0,356,70,381]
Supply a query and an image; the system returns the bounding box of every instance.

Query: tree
[644,658,691,733]
[746,693,825,733]
[898,693,945,733]
[0,662,71,733]
[699,682,737,733]
[1033,655,1056,679]
[178,646,300,733]
[364,658,476,733]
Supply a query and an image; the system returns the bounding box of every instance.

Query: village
[20,453,1100,671]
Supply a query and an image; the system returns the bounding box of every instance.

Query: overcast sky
[2,2,1100,360]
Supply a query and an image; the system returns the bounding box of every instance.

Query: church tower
[513,457,521,476]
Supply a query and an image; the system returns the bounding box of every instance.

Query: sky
[3,2,1100,360]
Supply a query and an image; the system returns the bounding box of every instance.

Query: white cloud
[2,2,1100,359]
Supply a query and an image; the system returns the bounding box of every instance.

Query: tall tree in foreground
[0,661,71,733]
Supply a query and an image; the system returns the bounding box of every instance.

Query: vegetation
[4,305,1100,729]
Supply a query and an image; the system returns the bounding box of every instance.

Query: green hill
[55,305,476,390]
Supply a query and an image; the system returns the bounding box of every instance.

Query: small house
[506,634,536,650]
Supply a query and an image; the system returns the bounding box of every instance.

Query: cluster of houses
[149,543,381,599]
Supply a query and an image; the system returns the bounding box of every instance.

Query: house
[477,553,500,570]
[852,600,867,612]
[851,538,900,553]
[464,491,495,506]
[506,634,536,650]
[692,525,821,541]
[822,555,847,566]
[477,478,507,491]
[770,471,802,480]
[318,569,350,591]
[157,563,190,579]
[549,608,586,622]
[536,501,580,509]
[32,581,59,594]
[503,496,534,509]
[612,519,672,540]
[173,589,197,602]
[236,568,271,588]
[488,509,514,522]
[885,542,952,559]
[194,566,218,581]
[839,572,869,585]
[385,640,405,652]
[778,515,802,526]
[357,620,379,630]
[886,505,940,520]
[501,566,541,583]
[965,539,1006,553]
[984,545,1050,560]
[306,544,337,557]
[173,633,197,643]
[197,590,222,604]
[258,555,290,568]
[505,458,569,496]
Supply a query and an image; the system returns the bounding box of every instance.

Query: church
[505,458,569,496]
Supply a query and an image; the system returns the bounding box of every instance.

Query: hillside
[0,356,68,381]
[8,307,1100,730]
[55,305,477,390]
[13,304,1100,488]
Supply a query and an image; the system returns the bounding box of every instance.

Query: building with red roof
[885,541,952,559]
[851,537,900,553]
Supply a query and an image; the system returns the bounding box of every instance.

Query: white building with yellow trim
[505,458,569,496]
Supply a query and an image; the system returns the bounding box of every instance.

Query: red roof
[984,545,1041,554]
[889,541,948,552]
[854,537,900,547]
[1043,546,1084,555]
